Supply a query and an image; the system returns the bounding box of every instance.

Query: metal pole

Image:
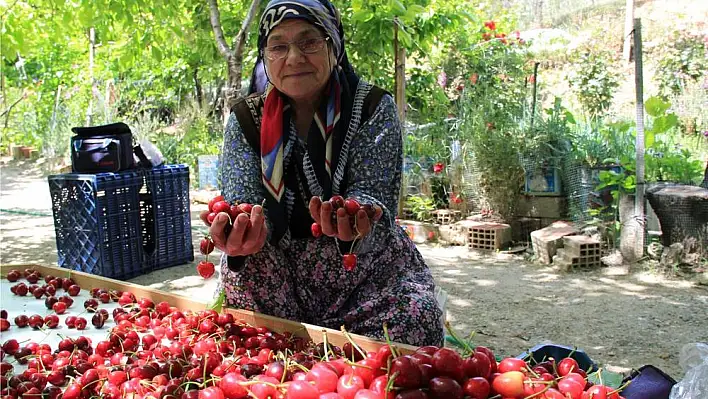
[633,18,645,259]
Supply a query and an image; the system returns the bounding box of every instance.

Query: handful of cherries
[310,195,381,272]
[198,196,257,279]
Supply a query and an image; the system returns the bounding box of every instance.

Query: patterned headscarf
[248,0,361,244]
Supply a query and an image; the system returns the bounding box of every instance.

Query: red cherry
[44,314,60,329]
[14,315,29,328]
[6,270,20,282]
[200,238,215,255]
[67,285,81,296]
[0,319,9,332]
[74,317,87,330]
[212,201,231,215]
[342,254,357,271]
[311,223,323,238]
[198,261,216,279]
[52,302,67,315]
[207,212,218,224]
[237,203,253,214]
[209,195,225,212]
[344,198,361,216]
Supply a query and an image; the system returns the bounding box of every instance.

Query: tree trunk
[622,0,634,62]
[534,0,544,28]
[193,68,203,109]
[207,0,262,126]
[86,27,96,126]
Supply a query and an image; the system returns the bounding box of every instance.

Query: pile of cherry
[1,269,626,399]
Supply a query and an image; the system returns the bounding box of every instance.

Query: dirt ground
[1,159,706,380]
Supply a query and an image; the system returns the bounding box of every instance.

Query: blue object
[517,343,598,372]
[49,171,146,279]
[198,155,220,189]
[621,365,676,399]
[142,165,194,271]
[524,167,562,196]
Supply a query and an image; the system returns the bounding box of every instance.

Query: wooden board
[0,264,417,355]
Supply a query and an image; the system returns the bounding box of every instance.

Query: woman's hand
[199,205,268,256]
[308,196,382,241]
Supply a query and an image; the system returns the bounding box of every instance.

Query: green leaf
[645,130,655,148]
[564,111,576,124]
[650,114,678,135]
[645,96,670,117]
[208,289,226,313]
[390,0,407,15]
[587,369,624,389]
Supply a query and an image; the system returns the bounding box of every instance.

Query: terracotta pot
[20,146,33,158]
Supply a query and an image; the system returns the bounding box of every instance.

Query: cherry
[44,314,60,329]
[99,292,110,303]
[463,377,490,399]
[44,284,57,297]
[84,298,99,312]
[65,316,77,329]
[462,351,491,379]
[74,317,87,330]
[474,346,497,373]
[14,283,28,296]
[337,374,366,399]
[45,296,58,310]
[229,204,243,219]
[390,356,422,389]
[558,378,584,399]
[26,273,39,284]
[209,195,225,212]
[91,313,105,328]
[67,285,81,296]
[6,270,20,282]
[47,279,61,290]
[0,310,5,320]
[28,314,44,329]
[198,261,216,279]
[52,302,67,315]
[428,377,463,399]
[32,286,46,299]
[491,371,525,398]
[237,203,253,214]
[207,212,218,224]
[212,200,231,215]
[497,357,526,373]
[0,319,8,332]
[200,238,215,255]
[557,357,580,376]
[431,348,464,380]
[342,254,357,271]
[286,380,320,399]
[1,340,19,356]
[344,198,361,216]
[311,223,323,238]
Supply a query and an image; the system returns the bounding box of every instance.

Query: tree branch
[207,0,233,58]
[233,0,262,56]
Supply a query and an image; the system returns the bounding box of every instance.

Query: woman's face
[264,19,335,103]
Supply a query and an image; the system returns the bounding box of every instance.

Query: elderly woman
[203,0,443,346]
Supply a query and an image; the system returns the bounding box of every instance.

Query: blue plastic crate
[142,165,194,271]
[48,171,146,280]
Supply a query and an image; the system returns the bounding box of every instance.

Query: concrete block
[530,221,580,264]
[464,221,512,250]
[516,195,567,219]
[438,224,467,245]
[562,235,601,257]
[399,221,439,244]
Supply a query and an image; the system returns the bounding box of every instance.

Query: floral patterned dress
[217,83,443,347]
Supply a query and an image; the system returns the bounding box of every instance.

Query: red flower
[456,83,464,91]
[482,33,492,41]
[486,122,495,130]
[484,20,496,30]
[469,73,479,84]
[433,162,445,174]
[528,75,536,84]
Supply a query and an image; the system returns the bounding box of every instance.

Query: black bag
[71,122,137,173]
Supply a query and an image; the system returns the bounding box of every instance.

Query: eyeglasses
[263,37,330,61]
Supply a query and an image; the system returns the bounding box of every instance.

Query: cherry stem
[444,320,474,355]
[381,323,400,359]
[321,329,330,362]
[340,326,367,360]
